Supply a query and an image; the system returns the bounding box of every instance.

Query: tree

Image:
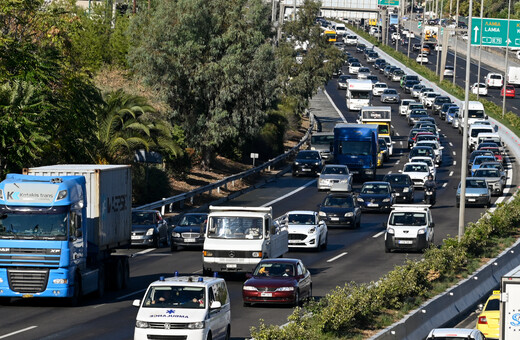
[128,0,278,168]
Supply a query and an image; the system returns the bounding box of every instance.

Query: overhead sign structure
[471,17,520,48]
[378,0,399,6]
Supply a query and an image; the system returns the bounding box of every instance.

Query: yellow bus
[324,30,337,42]
[368,18,377,26]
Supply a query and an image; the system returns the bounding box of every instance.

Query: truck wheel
[113,258,124,291]
[96,264,105,298]
[385,246,391,253]
[67,273,82,307]
[122,257,130,289]
[0,297,11,305]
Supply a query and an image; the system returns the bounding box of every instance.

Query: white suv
[384,204,434,253]
[485,72,504,88]
[133,275,231,340]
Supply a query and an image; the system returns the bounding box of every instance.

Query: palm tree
[93,89,182,164]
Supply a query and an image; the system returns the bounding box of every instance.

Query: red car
[501,85,515,98]
[242,258,312,306]
[481,147,503,163]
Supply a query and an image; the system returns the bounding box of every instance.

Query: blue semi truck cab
[333,124,379,180]
[0,165,131,304]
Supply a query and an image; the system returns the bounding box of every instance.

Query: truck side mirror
[133,299,141,307]
[210,301,222,309]
[430,222,435,228]
[270,225,276,235]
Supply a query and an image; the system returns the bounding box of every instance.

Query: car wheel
[206,332,212,340]
[0,297,11,305]
[224,325,231,340]
[294,290,300,307]
[321,233,328,250]
[314,237,321,252]
[170,243,177,252]
[67,273,82,307]
[153,235,159,248]
[243,302,251,307]
[355,218,361,229]
[307,285,313,301]
[385,246,391,253]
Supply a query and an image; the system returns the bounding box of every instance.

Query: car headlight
[319,211,326,217]
[340,179,349,183]
[145,228,154,236]
[357,197,364,202]
[251,251,262,258]
[243,286,258,291]
[387,227,395,234]
[314,162,319,165]
[417,228,426,235]
[187,321,205,329]
[275,287,295,292]
[366,170,374,174]
[403,187,410,193]
[294,162,300,165]
[383,198,391,202]
[53,279,68,284]
[172,232,181,238]
[203,250,214,257]
[136,320,149,328]
[308,227,316,234]
[344,212,354,217]
[480,193,489,197]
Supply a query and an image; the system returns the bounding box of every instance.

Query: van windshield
[349,91,371,99]
[207,217,264,239]
[142,286,206,309]
[468,109,485,119]
[311,134,333,145]
[390,212,426,226]
[471,128,493,137]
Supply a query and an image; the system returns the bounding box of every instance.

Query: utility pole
[453,0,460,85]
[503,0,512,119]
[436,0,444,76]
[408,0,414,58]
[476,0,484,99]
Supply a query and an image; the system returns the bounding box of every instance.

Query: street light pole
[476,0,484,99]
[453,0,460,85]
[502,0,512,119]
[458,0,474,242]
[436,0,444,76]
[407,0,414,58]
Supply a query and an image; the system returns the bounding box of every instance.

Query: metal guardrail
[135,113,315,212]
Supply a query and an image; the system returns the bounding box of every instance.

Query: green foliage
[131,163,173,205]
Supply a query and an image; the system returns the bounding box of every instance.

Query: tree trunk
[200,146,215,170]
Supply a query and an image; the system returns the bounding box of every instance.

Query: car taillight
[478,316,488,324]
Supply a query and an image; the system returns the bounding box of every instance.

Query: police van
[133,274,231,340]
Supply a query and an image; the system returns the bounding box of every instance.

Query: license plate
[184,238,196,243]
[330,217,339,221]
[468,198,476,202]
[368,203,379,207]
[260,292,272,297]
[131,236,140,240]
[351,171,359,174]
[289,240,299,243]
[226,264,237,268]
[395,193,400,196]
[398,240,413,245]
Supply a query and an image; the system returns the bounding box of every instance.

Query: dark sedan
[131,210,170,247]
[432,96,452,115]
[170,213,208,251]
[242,258,312,306]
[357,181,395,213]
[292,150,323,176]
[318,192,361,228]
[383,173,414,203]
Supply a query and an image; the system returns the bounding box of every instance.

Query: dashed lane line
[0,326,38,339]
[449,142,453,147]
[442,183,447,188]
[135,248,155,255]
[373,231,385,238]
[262,180,317,207]
[449,171,454,176]
[327,252,348,263]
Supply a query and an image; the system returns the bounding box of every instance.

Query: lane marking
[449,171,454,176]
[136,248,155,255]
[323,89,348,123]
[442,183,447,188]
[262,180,317,207]
[452,151,456,156]
[513,106,518,110]
[373,231,385,238]
[396,132,400,136]
[93,303,106,309]
[454,161,457,165]
[400,141,403,145]
[116,288,147,300]
[388,171,392,174]
[327,252,348,263]
[449,142,453,147]
[396,160,400,164]
[139,254,171,257]
[0,326,38,339]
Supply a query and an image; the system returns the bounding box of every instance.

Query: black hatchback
[383,173,415,203]
[318,193,361,228]
[292,150,323,176]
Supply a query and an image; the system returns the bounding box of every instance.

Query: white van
[485,72,504,88]
[133,275,231,340]
[346,79,373,111]
[334,23,347,36]
[384,205,434,253]
[468,124,495,151]
[458,101,488,134]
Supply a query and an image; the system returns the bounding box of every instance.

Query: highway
[0,31,519,340]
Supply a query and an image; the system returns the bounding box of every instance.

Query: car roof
[287,210,316,215]
[149,275,224,287]
[391,204,430,212]
[428,328,477,337]
[259,258,301,265]
[404,161,429,166]
[323,164,347,168]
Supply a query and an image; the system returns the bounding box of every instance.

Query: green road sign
[418,21,422,29]
[471,17,520,47]
[441,27,444,35]
[378,0,399,6]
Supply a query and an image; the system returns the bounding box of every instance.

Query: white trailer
[346,79,373,111]
[507,66,520,86]
[202,206,288,274]
[500,264,520,339]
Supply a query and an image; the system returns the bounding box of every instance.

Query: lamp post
[502,0,512,119]
[407,0,414,58]
[476,0,484,99]
[452,0,459,85]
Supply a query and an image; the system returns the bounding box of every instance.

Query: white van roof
[462,100,485,109]
[391,204,430,212]
[150,275,225,287]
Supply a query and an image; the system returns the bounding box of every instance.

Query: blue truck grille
[8,268,49,293]
[0,248,60,267]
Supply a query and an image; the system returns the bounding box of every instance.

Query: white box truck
[202,206,288,274]
[508,66,520,86]
[500,264,520,339]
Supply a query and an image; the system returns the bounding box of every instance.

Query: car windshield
[361,184,390,194]
[418,142,437,150]
[311,134,333,145]
[405,164,428,172]
[474,157,496,165]
[350,90,370,99]
[481,163,502,171]
[0,206,68,240]
[322,166,348,175]
[474,169,499,177]
[322,195,354,207]
[390,212,426,226]
[207,216,264,239]
[179,214,206,226]
[410,148,432,157]
[485,298,500,311]
[297,152,320,160]
[413,158,433,166]
[436,98,451,103]
[287,214,316,225]
[132,211,155,225]
[254,262,296,278]
[466,179,487,188]
[375,84,387,88]
[141,286,206,309]
[384,89,397,94]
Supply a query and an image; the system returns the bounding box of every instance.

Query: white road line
[453,161,457,165]
[452,151,456,156]
[513,106,518,110]
[388,171,392,174]
[396,160,400,164]
[442,183,447,188]
[140,254,171,256]
[93,303,106,309]
[400,141,403,145]
[262,180,317,207]
[323,89,348,123]
[396,132,400,136]
[0,326,38,339]
[136,248,155,255]
[449,142,453,147]
[327,252,348,263]
[494,155,513,206]
[449,171,454,176]
[372,231,385,238]
[193,269,202,274]
[116,288,147,300]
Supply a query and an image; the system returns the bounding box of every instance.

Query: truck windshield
[141,286,205,309]
[468,110,485,119]
[207,217,264,239]
[0,206,68,240]
[339,141,372,155]
[350,91,370,99]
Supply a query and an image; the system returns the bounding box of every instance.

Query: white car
[416,53,429,63]
[401,162,431,188]
[410,156,436,178]
[485,72,503,88]
[426,328,485,340]
[416,140,444,164]
[399,99,416,116]
[284,211,328,250]
[345,35,358,45]
[381,136,394,156]
[349,62,361,74]
[411,84,426,98]
[434,44,442,51]
[418,87,434,102]
[357,67,371,79]
[372,82,388,96]
[443,65,454,77]
[391,32,400,41]
[471,82,488,96]
[422,92,441,108]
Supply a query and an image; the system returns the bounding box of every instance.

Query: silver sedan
[381,88,400,103]
[318,164,353,191]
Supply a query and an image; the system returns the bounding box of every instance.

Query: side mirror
[476,303,483,313]
[430,222,435,228]
[210,301,222,309]
[245,273,253,279]
[435,164,439,168]
[133,299,141,307]
[317,173,321,176]
[398,170,403,173]
[439,146,444,150]
[75,229,83,238]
